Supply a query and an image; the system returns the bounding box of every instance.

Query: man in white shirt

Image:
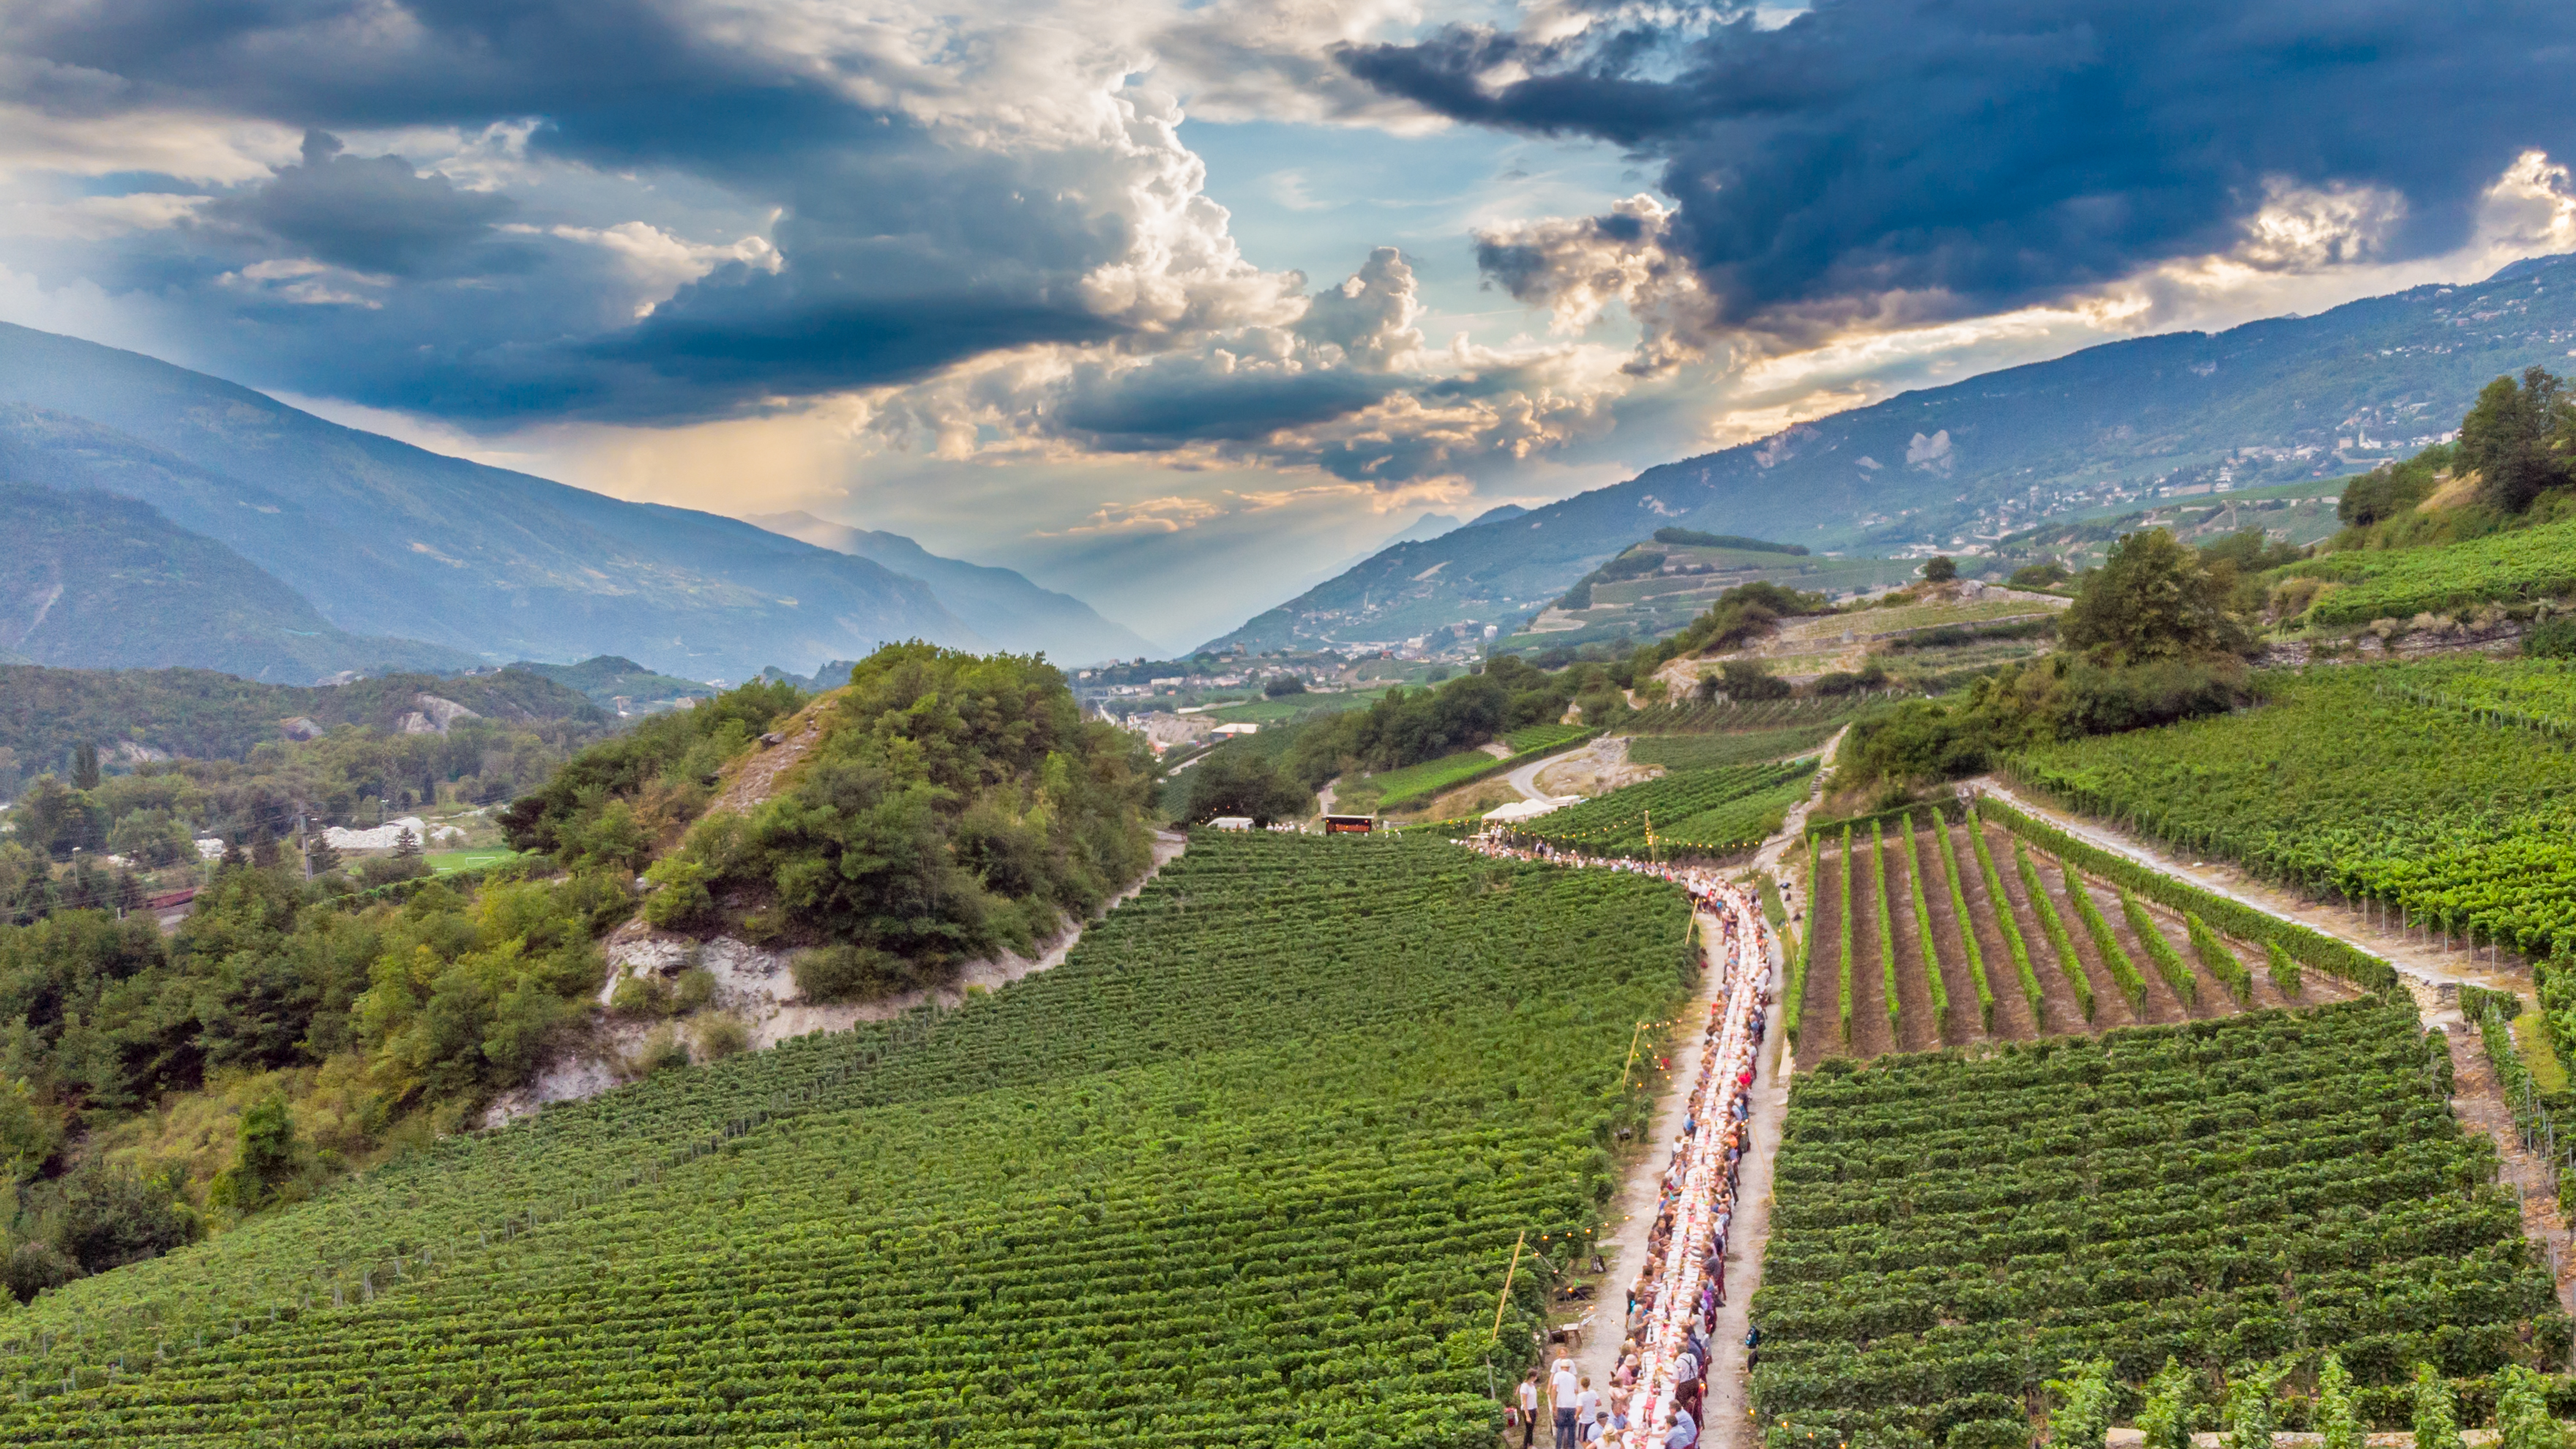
[1575,1377,1599,1433]
[1551,1357,1580,1446]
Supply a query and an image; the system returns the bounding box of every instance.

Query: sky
[3,0,2575,652]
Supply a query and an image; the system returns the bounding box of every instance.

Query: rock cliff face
[2260,609,2532,667]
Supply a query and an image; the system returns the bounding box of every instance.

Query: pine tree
[72,742,100,792]
[393,826,423,860]
[250,828,282,871]
[305,831,343,878]
[219,837,247,870]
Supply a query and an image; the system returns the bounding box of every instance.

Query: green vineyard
[2282,515,2576,626]
[1627,725,1840,771]
[1755,1001,2566,1449]
[1517,759,1818,854]
[1797,812,2332,1055]
[2012,665,2576,958]
[0,835,1699,1446]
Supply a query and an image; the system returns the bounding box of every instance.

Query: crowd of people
[1461,829,1777,1449]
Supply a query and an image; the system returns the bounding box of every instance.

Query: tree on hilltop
[2062,529,2249,665]
[2462,366,2575,513]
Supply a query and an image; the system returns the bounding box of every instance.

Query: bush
[635,1027,690,1076]
[793,942,907,1003]
[45,1164,201,1275]
[694,1014,750,1060]
[1263,674,1306,698]
[2527,617,2576,659]
[1717,660,1793,701]
[354,853,433,888]
[1922,556,1958,583]
[2009,562,2071,589]
[0,1240,75,1303]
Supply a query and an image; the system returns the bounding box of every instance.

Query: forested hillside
[0,664,605,782]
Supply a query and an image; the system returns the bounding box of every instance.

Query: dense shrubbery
[1839,655,2245,790]
[643,645,1153,968]
[1281,655,1604,787]
[500,677,809,874]
[0,860,624,1297]
[1833,529,2256,794]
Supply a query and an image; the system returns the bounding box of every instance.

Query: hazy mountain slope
[0,483,477,681]
[747,511,1160,663]
[1201,251,2576,652]
[0,324,981,679]
[511,655,717,713]
[0,662,602,769]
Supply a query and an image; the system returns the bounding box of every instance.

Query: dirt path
[708,695,836,816]
[2437,1013,2576,1320]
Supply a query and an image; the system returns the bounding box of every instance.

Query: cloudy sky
[4,0,2574,649]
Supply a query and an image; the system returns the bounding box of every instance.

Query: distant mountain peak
[743,512,1164,664]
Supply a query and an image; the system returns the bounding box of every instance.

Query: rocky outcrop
[2260,610,2531,667]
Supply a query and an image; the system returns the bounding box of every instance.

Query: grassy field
[1201,686,1392,726]
[424,848,518,874]
[1629,724,1838,770]
[1353,723,1600,812]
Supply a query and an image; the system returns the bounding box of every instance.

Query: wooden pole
[1490,1229,1528,1343]
[1621,1020,1650,1088]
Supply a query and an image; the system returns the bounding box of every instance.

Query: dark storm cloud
[0,0,1184,422]
[1054,360,1399,449]
[1343,0,2576,325]
[205,130,514,275]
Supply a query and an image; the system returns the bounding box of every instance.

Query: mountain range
[0,483,477,679]
[745,513,1161,663]
[0,324,1157,682]
[1201,251,2576,652]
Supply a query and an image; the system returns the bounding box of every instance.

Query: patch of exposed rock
[479,829,1189,1127]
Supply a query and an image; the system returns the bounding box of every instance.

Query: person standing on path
[1517,1370,1540,1449]
[1551,1356,1580,1447]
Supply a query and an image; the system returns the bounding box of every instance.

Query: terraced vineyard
[0,834,1698,1446]
[1796,809,2354,1057]
[2280,515,2576,625]
[1623,697,1856,734]
[2012,664,2576,958]
[1755,1000,2565,1447]
[1628,725,1838,771]
[1516,759,1818,855]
